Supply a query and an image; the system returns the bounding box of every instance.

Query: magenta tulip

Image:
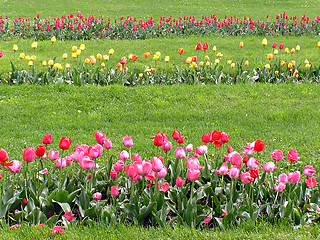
[186,158,203,171]
[272,149,284,161]
[187,169,200,182]
[42,133,52,145]
[56,158,66,169]
[119,150,130,161]
[176,147,186,159]
[306,177,317,188]
[93,192,102,201]
[48,149,59,161]
[240,172,254,184]
[23,148,35,163]
[288,171,300,183]
[176,176,185,187]
[158,182,171,192]
[111,186,119,197]
[0,148,8,163]
[228,167,240,179]
[158,167,167,179]
[110,169,118,180]
[103,139,112,149]
[135,160,152,176]
[303,165,316,177]
[229,151,242,168]
[278,173,288,184]
[122,136,133,148]
[263,162,277,172]
[196,145,208,155]
[132,153,142,163]
[162,141,172,151]
[246,157,259,170]
[94,131,106,145]
[79,156,95,170]
[6,160,22,174]
[227,145,233,153]
[87,144,103,159]
[288,149,300,162]
[114,161,125,173]
[125,164,137,179]
[186,144,193,152]
[216,162,229,175]
[274,182,286,193]
[152,157,164,172]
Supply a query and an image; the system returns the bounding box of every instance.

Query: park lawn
[0,35,318,73]
[0,0,319,20]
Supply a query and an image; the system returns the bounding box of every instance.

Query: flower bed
[0,130,318,233]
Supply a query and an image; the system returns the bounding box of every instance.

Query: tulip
[39,168,48,175]
[125,164,137,179]
[228,151,242,168]
[93,192,102,201]
[240,172,254,184]
[152,157,163,172]
[239,42,244,48]
[48,149,59,161]
[221,132,229,143]
[122,136,133,148]
[203,42,208,50]
[274,182,286,193]
[244,60,249,66]
[23,198,27,205]
[158,167,167,179]
[263,162,277,172]
[303,165,316,177]
[187,169,200,182]
[56,158,66,169]
[176,176,185,187]
[144,52,150,58]
[216,162,229,175]
[136,160,152,176]
[110,169,118,180]
[94,131,106,145]
[272,150,284,161]
[246,158,259,170]
[186,158,203,171]
[178,48,184,54]
[51,36,56,43]
[288,149,300,162]
[52,226,65,235]
[306,177,317,188]
[79,156,95,170]
[279,43,284,49]
[31,42,38,49]
[262,38,267,46]
[119,150,130,161]
[6,160,22,174]
[196,145,208,155]
[79,44,85,51]
[164,56,170,62]
[176,147,186,159]
[63,211,74,222]
[35,145,46,158]
[296,45,300,51]
[114,161,125,173]
[177,136,184,144]
[162,141,172,151]
[274,49,278,55]
[87,144,103,159]
[186,144,193,152]
[19,53,25,59]
[172,130,181,140]
[23,148,35,162]
[62,53,67,59]
[278,173,288,184]
[59,137,72,150]
[288,171,300,183]
[228,167,240,179]
[155,51,161,57]
[254,140,264,152]
[111,186,119,197]
[158,182,171,192]
[249,168,260,179]
[104,139,112,149]
[13,45,18,51]
[195,42,202,50]
[212,46,217,52]
[272,42,277,48]
[154,132,165,146]
[0,149,9,163]
[227,145,233,153]
[202,133,210,143]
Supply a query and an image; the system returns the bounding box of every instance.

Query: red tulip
[203,42,208,50]
[154,132,165,146]
[23,198,27,205]
[23,147,35,162]
[0,51,3,58]
[221,132,229,143]
[35,145,46,158]
[202,133,210,143]
[0,148,9,163]
[111,186,119,197]
[62,211,74,222]
[279,43,284,49]
[42,133,52,144]
[254,140,264,152]
[272,42,277,48]
[210,130,221,142]
[195,42,202,50]
[59,137,72,150]
[172,130,181,140]
[177,136,184,144]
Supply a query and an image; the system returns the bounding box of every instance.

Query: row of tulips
[0,12,320,40]
[0,129,319,232]
[2,58,320,85]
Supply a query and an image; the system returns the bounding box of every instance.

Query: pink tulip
[39,168,48,175]
[94,131,106,145]
[125,164,137,179]
[306,177,317,188]
[110,169,118,180]
[135,160,152,176]
[158,167,167,179]
[228,167,240,179]
[145,171,156,181]
[42,133,52,145]
[186,144,193,152]
[6,160,22,174]
[278,173,288,184]
[56,158,66,169]
[243,142,255,156]
[152,157,164,172]
[162,141,172,151]
[229,151,242,168]
[221,132,229,143]
[187,169,200,182]
[62,211,74,222]
[193,152,199,158]
[119,150,130,161]
[263,162,277,172]
[246,158,259,170]
[111,186,119,197]
[196,145,208,155]
[93,192,102,201]
[240,172,254,184]
[0,148,8,163]
[204,216,212,224]
[64,156,73,165]
[79,156,95,170]
[48,149,59,161]
[216,162,229,175]
[52,226,66,235]
[23,147,35,162]
[176,176,185,187]
[303,165,316,177]
[158,182,171,192]
[288,149,300,162]
[176,147,186,159]
[186,158,203,171]
[122,136,133,148]
[272,149,284,161]
[227,145,233,153]
[274,182,286,193]
[288,171,300,183]
[132,153,142,163]
[103,139,112,149]
[132,174,142,182]
[114,161,125,173]
[87,144,103,159]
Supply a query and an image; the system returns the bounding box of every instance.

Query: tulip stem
[190,181,194,203]
[25,162,29,200]
[273,192,279,206]
[130,179,134,201]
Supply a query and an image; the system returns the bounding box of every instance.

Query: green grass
[0,84,319,167]
[1,222,319,239]
[0,35,318,73]
[1,0,319,20]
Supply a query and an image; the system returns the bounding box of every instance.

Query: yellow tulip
[199,61,204,67]
[285,48,290,53]
[66,63,70,69]
[30,55,36,61]
[48,60,54,66]
[165,56,170,62]
[186,57,192,64]
[51,36,56,43]
[103,55,109,61]
[139,73,143,78]
[296,45,300,51]
[192,62,197,68]
[293,69,299,77]
[217,52,223,58]
[275,71,279,75]
[265,63,270,69]
[71,46,77,53]
[214,59,220,64]
[101,62,105,68]
[84,58,90,64]
[97,53,102,60]
[31,42,38,49]
[153,55,159,61]
[305,63,311,69]
[79,44,85,51]
[19,53,25,59]
[72,53,77,58]
[304,59,309,64]
[274,49,278,55]
[90,58,96,64]
[212,46,217,52]
[155,51,161,57]
[128,54,133,60]
[262,38,268,46]
[206,61,210,66]
[108,49,114,55]
[25,55,31,61]
[267,54,273,60]
[42,61,47,66]
[76,49,81,56]
[205,56,209,61]
[227,60,232,65]
[62,53,68,59]
[13,45,18,51]
[231,63,235,68]
[28,61,33,66]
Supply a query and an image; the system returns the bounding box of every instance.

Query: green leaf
[138,201,155,224]
[66,189,81,205]
[54,189,69,202]
[52,200,71,213]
